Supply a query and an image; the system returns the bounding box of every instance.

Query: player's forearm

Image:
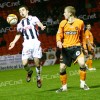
[82,44,87,50]
[56,34,61,42]
[80,29,87,49]
[82,39,87,50]
[56,31,64,43]
[87,39,93,47]
[12,34,21,43]
[37,21,44,29]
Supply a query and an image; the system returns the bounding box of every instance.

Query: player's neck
[68,16,75,24]
[25,14,29,18]
[88,29,91,31]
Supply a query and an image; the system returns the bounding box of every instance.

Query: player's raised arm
[9,33,21,50]
[36,21,46,30]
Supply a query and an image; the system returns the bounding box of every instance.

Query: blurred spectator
[53,15,59,25]
[0,16,10,34]
[47,15,53,25]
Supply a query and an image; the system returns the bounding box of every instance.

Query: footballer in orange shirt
[56,6,89,93]
[85,23,96,70]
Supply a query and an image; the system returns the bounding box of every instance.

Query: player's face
[63,9,71,19]
[87,24,91,30]
[19,7,29,18]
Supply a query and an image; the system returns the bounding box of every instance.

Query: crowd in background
[0,0,100,50]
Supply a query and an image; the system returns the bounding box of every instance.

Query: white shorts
[22,39,42,60]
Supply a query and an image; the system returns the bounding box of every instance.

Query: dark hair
[86,23,91,26]
[18,5,29,11]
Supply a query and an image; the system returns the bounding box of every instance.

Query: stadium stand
[0,0,100,55]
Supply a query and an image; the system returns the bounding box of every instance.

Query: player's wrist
[12,41,16,44]
[57,40,61,43]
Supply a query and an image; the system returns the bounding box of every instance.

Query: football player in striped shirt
[56,6,89,92]
[9,5,46,88]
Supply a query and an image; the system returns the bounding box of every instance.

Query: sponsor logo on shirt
[65,31,77,35]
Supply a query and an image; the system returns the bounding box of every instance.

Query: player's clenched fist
[57,41,62,49]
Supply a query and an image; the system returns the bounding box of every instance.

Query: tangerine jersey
[56,18,86,49]
[85,30,93,44]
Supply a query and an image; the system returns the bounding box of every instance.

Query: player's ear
[27,10,29,13]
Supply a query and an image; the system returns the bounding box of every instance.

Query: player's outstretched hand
[8,42,15,50]
[41,26,46,30]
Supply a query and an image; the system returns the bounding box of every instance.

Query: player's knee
[60,63,66,74]
[77,56,85,67]
[60,58,63,63]
[60,68,66,73]
[22,60,28,66]
[34,58,40,66]
[78,61,85,68]
[89,55,93,59]
[60,63,66,69]
[35,61,40,67]
[60,70,66,75]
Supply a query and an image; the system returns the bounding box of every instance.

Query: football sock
[62,84,67,90]
[79,70,86,81]
[86,59,93,69]
[60,71,67,85]
[85,59,89,67]
[80,80,85,84]
[24,64,32,73]
[88,59,92,69]
[36,66,42,79]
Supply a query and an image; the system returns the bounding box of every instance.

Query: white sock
[62,84,67,90]
[80,80,85,84]
[36,66,42,80]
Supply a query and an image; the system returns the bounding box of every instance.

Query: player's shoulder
[75,18,84,24]
[85,30,89,34]
[29,15,40,22]
[85,30,91,34]
[59,20,68,27]
[17,20,22,26]
[18,17,26,23]
[29,15,38,19]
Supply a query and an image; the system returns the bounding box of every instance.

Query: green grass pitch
[0,59,100,100]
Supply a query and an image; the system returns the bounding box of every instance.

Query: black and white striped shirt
[17,15,39,40]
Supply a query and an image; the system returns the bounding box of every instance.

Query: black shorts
[61,46,82,67]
